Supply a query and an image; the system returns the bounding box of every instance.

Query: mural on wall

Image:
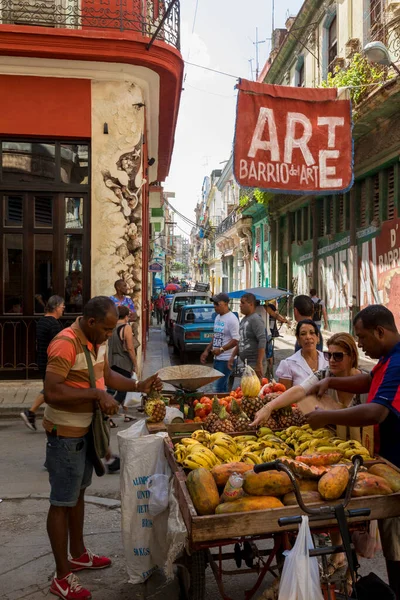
[91,80,146,326]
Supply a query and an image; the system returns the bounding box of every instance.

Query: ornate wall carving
[91,79,145,317]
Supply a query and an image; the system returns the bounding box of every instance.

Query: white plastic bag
[124,373,142,408]
[278,516,324,600]
[147,474,170,516]
[118,424,187,584]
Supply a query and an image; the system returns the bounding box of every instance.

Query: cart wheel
[188,550,207,600]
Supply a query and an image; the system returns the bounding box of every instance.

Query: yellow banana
[194,447,220,467]
[235,435,257,443]
[181,438,201,447]
[191,430,211,443]
[240,452,262,465]
[212,445,236,463]
[183,458,205,470]
[316,446,343,454]
[185,452,212,469]
[297,441,312,454]
[211,440,237,454]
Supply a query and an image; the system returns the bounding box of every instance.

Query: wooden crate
[165,438,400,547]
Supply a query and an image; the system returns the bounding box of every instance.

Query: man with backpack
[310,288,329,332]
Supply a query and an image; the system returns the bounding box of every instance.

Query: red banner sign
[234,80,353,194]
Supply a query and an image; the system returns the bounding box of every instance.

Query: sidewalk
[0,326,171,419]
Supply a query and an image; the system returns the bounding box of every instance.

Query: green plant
[239,189,273,209]
[321,53,387,105]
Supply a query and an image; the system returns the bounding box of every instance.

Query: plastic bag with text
[278,516,324,600]
[118,426,187,584]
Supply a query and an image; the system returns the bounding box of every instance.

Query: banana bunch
[191,430,212,446]
[182,445,221,470]
[210,433,238,463]
[329,438,372,460]
[239,451,262,465]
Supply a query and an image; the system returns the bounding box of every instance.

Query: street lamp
[363,41,400,75]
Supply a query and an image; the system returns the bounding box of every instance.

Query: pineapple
[276,407,304,429]
[230,399,253,432]
[242,396,265,421]
[145,398,166,423]
[218,405,235,433]
[263,415,281,431]
[204,398,222,433]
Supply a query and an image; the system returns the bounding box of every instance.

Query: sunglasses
[324,351,348,362]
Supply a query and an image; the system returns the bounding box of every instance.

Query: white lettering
[284,112,315,166]
[249,161,258,179]
[391,228,396,248]
[248,108,280,161]
[280,163,290,183]
[319,150,342,188]
[239,159,248,179]
[317,117,344,148]
[258,161,267,181]
[267,163,276,182]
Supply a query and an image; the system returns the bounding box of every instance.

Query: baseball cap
[211,293,230,304]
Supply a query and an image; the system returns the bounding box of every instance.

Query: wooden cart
[164,439,400,600]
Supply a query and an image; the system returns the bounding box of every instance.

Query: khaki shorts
[378,517,400,561]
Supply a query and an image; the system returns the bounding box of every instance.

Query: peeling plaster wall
[91,79,145,349]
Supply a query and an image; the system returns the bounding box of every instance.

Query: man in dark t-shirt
[306,305,400,597]
[20,296,65,431]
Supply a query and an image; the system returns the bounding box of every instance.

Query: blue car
[172,304,216,360]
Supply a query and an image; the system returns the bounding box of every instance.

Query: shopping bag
[278,516,324,600]
[352,520,381,559]
[118,425,187,584]
[124,373,142,408]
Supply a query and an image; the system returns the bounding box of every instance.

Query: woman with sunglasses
[274,319,328,390]
[252,332,364,426]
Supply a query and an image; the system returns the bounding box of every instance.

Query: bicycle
[254,455,370,600]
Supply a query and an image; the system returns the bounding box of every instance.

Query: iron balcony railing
[0,0,180,50]
[215,209,239,236]
[369,14,400,61]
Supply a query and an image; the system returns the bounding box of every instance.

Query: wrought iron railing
[0,316,75,379]
[215,209,239,236]
[0,0,180,50]
[369,14,400,61]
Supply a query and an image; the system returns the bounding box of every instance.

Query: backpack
[313,298,323,322]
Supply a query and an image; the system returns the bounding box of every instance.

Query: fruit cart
[163,434,400,600]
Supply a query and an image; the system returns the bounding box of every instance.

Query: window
[329,197,334,234]
[0,138,90,317]
[328,16,337,73]
[303,206,309,240]
[255,226,261,244]
[298,63,305,87]
[318,198,325,237]
[338,194,344,231]
[296,210,302,241]
[370,0,382,28]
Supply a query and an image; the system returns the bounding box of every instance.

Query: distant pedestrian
[20,295,65,431]
[200,293,239,393]
[107,305,139,427]
[154,294,166,325]
[229,293,266,378]
[310,288,329,331]
[43,296,162,600]
[110,279,135,320]
[293,294,323,351]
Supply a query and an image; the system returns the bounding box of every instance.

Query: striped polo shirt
[43,318,107,437]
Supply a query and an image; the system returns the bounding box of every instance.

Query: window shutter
[373,173,380,221]
[388,166,395,221]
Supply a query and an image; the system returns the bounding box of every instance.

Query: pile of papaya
[185,455,400,517]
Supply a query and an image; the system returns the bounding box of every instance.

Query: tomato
[196,409,206,418]
[193,400,199,407]
[200,396,211,404]
[185,419,194,423]
[194,416,202,423]
[204,404,212,415]
[261,377,269,386]
[226,403,232,414]
[235,398,242,406]
[194,403,204,411]
[230,391,237,398]
[219,399,228,407]
[272,383,287,393]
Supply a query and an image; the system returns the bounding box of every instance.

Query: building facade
[0,0,183,376]
[261,0,400,332]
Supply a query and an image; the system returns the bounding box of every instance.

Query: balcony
[0,0,180,50]
[369,13,400,61]
[216,209,239,236]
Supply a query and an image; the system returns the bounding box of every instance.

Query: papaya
[351,473,393,497]
[216,495,283,514]
[211,462,253,487]
[369,464,400,493]
[296,452,343,466]
[283,490,323,506]
[318,466,349,500]
[186,468,220,515]
[297,478,319,492]
[243,470,292,497]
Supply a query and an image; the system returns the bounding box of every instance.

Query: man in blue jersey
[306,305,400,598]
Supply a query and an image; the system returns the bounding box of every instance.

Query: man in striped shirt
[44,296,162,600]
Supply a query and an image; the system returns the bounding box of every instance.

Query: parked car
[166,291,210,338]
[172,304,216,360]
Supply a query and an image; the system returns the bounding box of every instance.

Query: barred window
[373,173,380,221]
[387,166,395,221]
[359,181,367,227]
[338,194,344,231]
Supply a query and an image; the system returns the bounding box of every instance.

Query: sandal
[109,419,118,428]
[124,415,137,423]
[326,558,346,577]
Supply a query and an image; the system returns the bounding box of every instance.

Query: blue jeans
[213,359,232,393]
[46,433,93,507]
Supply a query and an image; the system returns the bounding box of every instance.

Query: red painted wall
[0,75,91,137]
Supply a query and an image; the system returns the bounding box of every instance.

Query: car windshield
[183,307,215,323]
[174,296,209,311]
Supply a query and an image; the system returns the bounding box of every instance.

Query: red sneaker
[50,573,91,599]
[69,548,112,572]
